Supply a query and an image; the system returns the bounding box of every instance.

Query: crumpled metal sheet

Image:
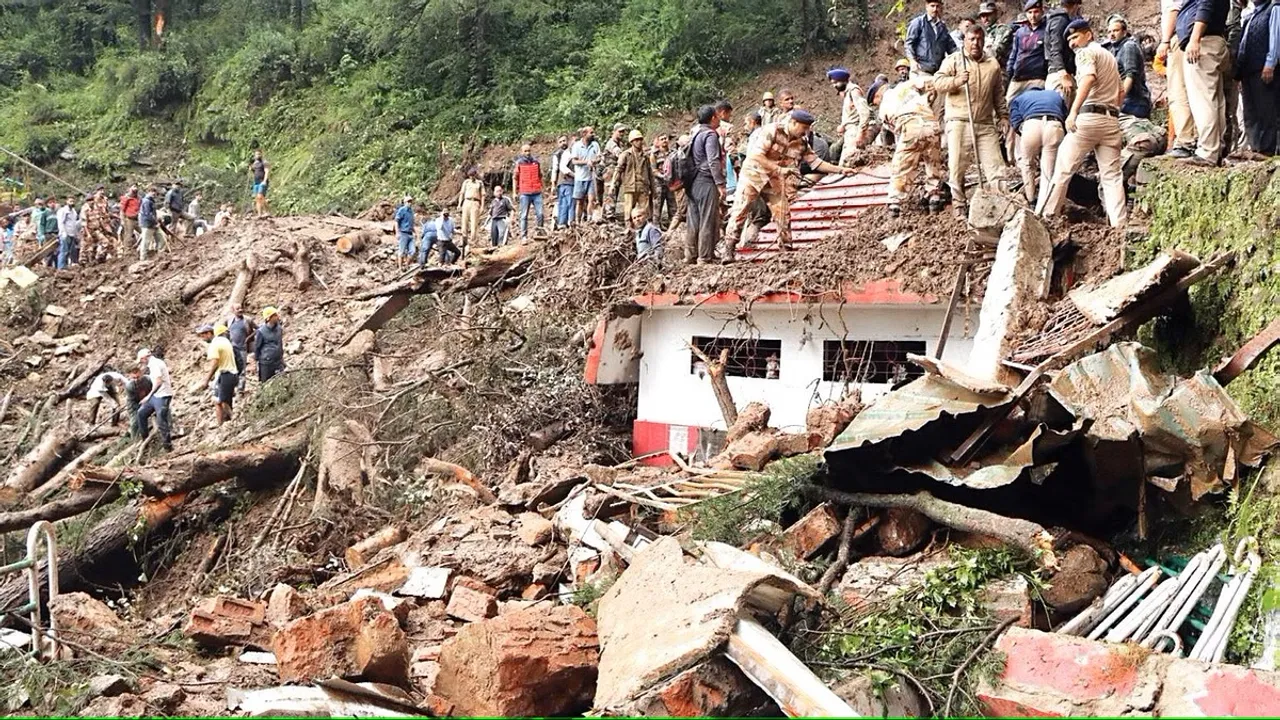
[1049,342,1279,499]
[829,365,1014,452]
[897,423,1079,489]
[1067,250,1200,325]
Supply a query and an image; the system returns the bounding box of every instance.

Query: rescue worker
[1119,114,1169,188]
[724,110,856,260]
[612,129,654,226]
[1038,19,1129,227]
[82,190,113,264]
[893,58,912,87]
[457,168,484,247]
[227,303,256,392]
[882,78,948,216]
[1007,0,1050,100]
[394,195,416,271]
[602,123,627,219]
[198,323,239,427]
[1010,87,1069,203]
[1105,15,1152,118]
[85,370,126,425]
[934,24,1011,215]
[686,107,726,264]
[981,1,1017,68]
[120,185,141,253]
[828,68,874,165]
[1045,0,1085,105]
[905,0,959,122]
[759,92,783,125]
[135,347,173,450]
[254,306,286,382]
[650,134,675,227]
[777,88,797,114]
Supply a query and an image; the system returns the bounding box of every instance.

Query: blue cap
[790,109,816,124]
[1023,0,1041,9]
[1066,17,1091,33]
[826,68,851,81]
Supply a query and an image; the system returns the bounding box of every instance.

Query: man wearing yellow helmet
[254,306,286,383]
[197,323,239,426]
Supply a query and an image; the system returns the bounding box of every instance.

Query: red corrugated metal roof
[741,164,892,258]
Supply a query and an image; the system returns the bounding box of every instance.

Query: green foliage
[686,453,820,545]
[795,547,1042,716]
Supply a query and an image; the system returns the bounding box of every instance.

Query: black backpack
[669,129,711,190]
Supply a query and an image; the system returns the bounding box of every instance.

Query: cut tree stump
[312,420,374,519]
[1,428,78,500]
[335,230,374,255]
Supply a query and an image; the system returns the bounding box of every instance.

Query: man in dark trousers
[1237,0,1280,154]
[685,105,726,265]
[254,306,286,382]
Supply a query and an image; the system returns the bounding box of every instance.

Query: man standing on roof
[250,149,270,217]
[1007,0,1050,100]
[394,195,416,272]
[512,143,544,239]
[882,78,948,216]
[650,134,675,228]
[759,92,783,125]
[828,68,874,166]
[1045,0,1084,104]
[612,129,654,227]
[254,306,286,382]
[135,347,173,450]
[197,323,239,427]
[905,0,959,120]
[1038,19,1128,227]
[685,106,726,264]
[457,168,484,246]
[1010,87,1069,203]
[724,110,856,261]
[935,24,1011,215]
[1105,15,1152,118]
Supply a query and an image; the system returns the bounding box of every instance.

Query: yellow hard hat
[213,323,228,336]
[262,306,280,321]
[763,91,775,101]
[627,129,644,142]
[895,58,910,69]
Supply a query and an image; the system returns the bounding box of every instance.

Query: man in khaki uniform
[724,110,854,260]
[828,68,873,165]
[1037,19,1128,227]
[882,78,948,215]
[934,24,1010,213]
[1157,0,1199,157]
[759,92,783,125]
[457,168,485,246]
[611,129,654,225]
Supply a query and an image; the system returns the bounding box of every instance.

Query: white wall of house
[636,303,976,431]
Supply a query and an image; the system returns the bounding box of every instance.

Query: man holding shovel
[934,23,1011,217]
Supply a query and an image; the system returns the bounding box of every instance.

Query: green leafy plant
[685,453,820,545]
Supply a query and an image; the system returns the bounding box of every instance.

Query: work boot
[1168,146,1195,159]
[928,196,946,214]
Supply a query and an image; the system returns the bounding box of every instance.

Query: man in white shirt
[85,371,126,425]
[56,195,82,270]
[136,347,175,450]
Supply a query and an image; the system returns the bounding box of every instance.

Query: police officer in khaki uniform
[828,68,873,166]
[1037,18,1128,227]
[882,78,948,215]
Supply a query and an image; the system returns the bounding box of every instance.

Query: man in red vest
[512,143,544,240]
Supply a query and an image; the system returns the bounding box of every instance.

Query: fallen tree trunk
[292,239,313,291]
[417,458,497,504]
[311,419,373,519]
[691,346,738,427]
[30,439,112,502]
[0,485,123,534]
[807,487,1058,569]
[1,428,78,499]
[55,352,112,402]
[221,255,258,320]
[335,230,374,255]
[181,265,234,303]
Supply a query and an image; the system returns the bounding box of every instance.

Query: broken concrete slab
[781,503,842,559]
[271,596,410,687]
[969,209,1052,383]
[395,567,451,599]
[226,683,420,717]
[445,585,497,623]
[434,604,599,717]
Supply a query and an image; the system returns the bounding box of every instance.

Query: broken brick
[724,431,780,471]
[876,508,932,557]
[517,512,555,546]
[183,610,253,648]
[266,584,309,627]
[271,596,410,686]
[521,583,549,600]
[617,657,775,716]
[208,596,266,625]
[782,503,842,559]
[805,398,861,448]
[434,604,599,716]
[446,585,498,623]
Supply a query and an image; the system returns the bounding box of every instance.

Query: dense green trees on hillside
[0,0,859,211]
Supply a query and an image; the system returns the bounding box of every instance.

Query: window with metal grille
[690,337,782,379]
[822,340,926,384]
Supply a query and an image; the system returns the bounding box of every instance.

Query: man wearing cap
[1104,16,1152,118]
[512,143,544,239]
[1007,0,1050,100]
[1038,19,1128,226]
[1176,0,1232,164]
[935,24,1011,214]
[649,134,676,227]
[135,347,174,450]
[1237,0,1280,155]
[120,185,141,253]
[254,307,286,383]
[724,110,855,260]
[906,0,959,120]
[828,68,874,165]
[759,92,782,125]
[1045,0,1084,105]
[612,129,654,226]
[1010,87,1069,202]
[226,303,256,392]
[981,2,1016,68]
[602,123,628,219]
[457,168,484,245]
[881,78,948,215]
[394,195,416,271]
[198,323,239,427]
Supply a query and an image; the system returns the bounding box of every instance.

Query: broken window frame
[822,339,926,385]
[690,336,783,379]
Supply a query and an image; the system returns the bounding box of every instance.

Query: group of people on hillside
[85,305,287,450]
[0,150,272,269]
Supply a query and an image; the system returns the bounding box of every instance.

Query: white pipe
[1107,577,1179,642]
[1195,541,1261,663]
[1128,578,1183,642]
[1148,548,1226,647]
[1058,571,1146,636]
[1192,573,1246,661]
[24,521,59,660]
[1145,548,1219,641]
[1210,569,1257,663]
[1089,571,1160,640]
